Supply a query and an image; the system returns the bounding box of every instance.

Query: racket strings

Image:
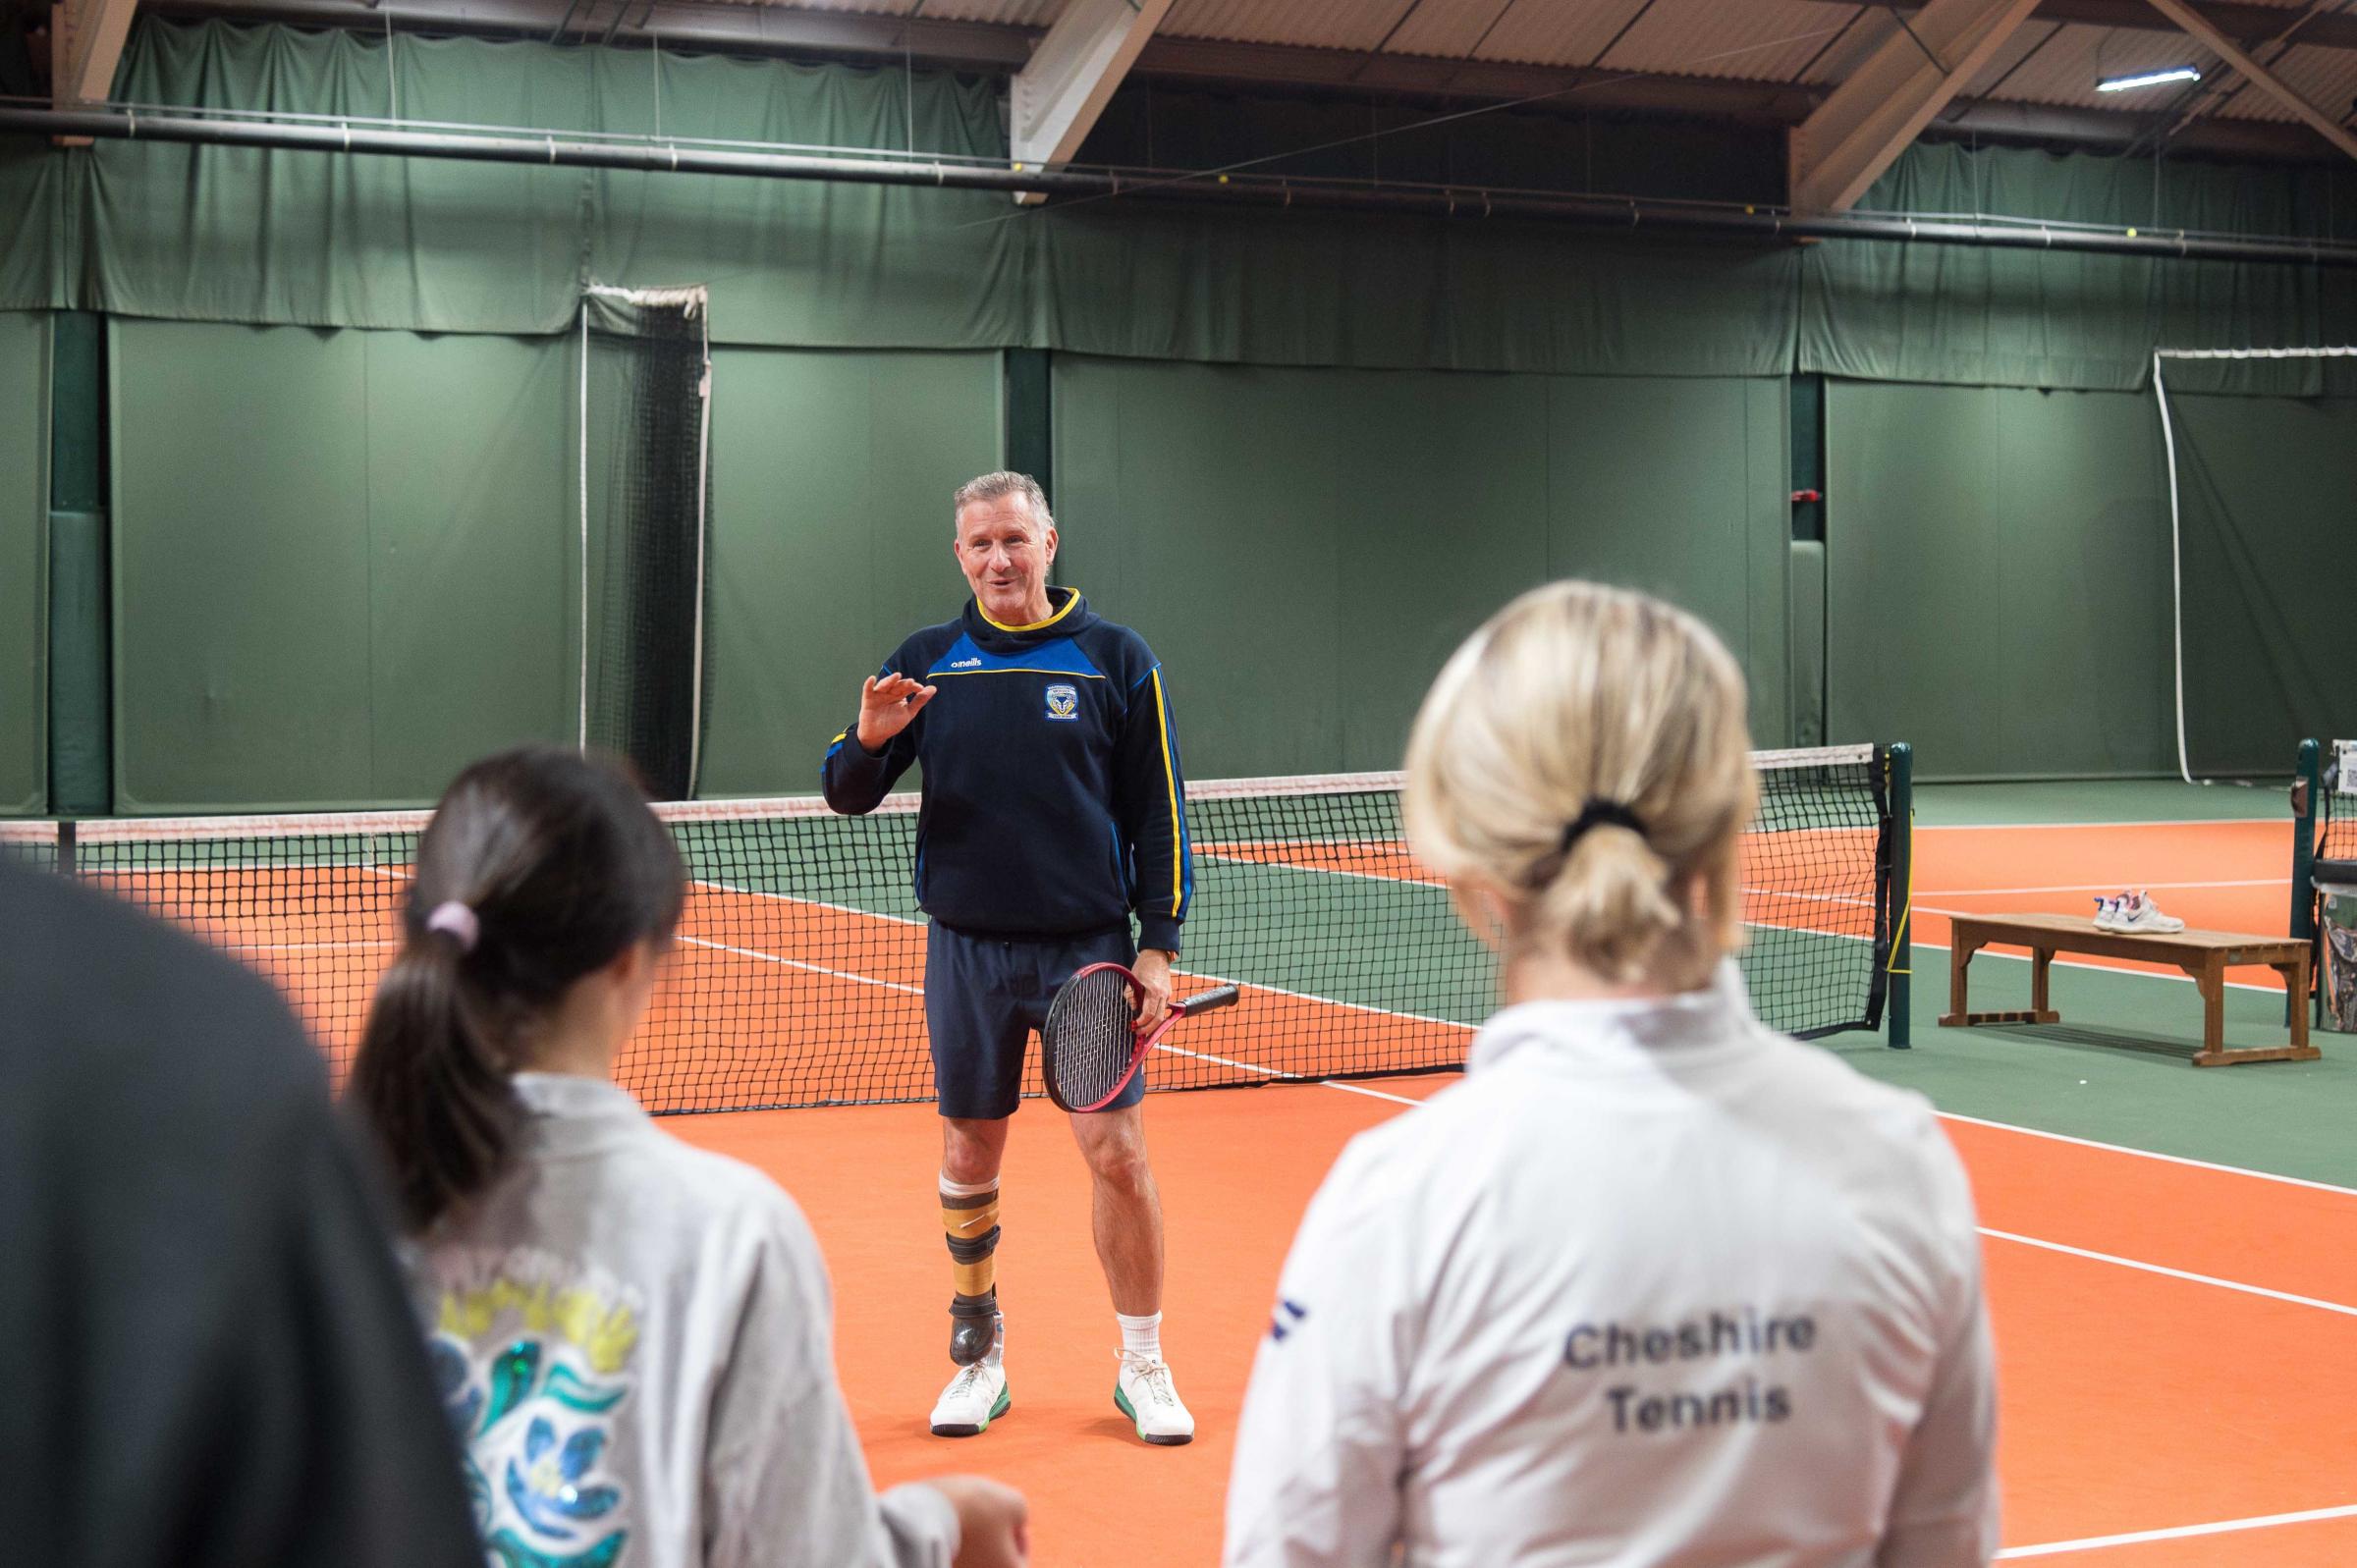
[1045,968,1138,1108]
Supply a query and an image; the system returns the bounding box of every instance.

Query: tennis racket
[1042,963,1240,1113]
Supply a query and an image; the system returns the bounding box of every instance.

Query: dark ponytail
[350,745,685,1232]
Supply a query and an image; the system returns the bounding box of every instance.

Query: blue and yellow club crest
[1044,682,1079,721]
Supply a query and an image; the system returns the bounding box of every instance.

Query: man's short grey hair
[953,470,1053,532]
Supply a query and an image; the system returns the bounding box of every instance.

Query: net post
[2291,737,2321,1026]
[56,819,76,879]
[1887,742,1912,1051]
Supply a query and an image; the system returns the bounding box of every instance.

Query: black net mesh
[585,293,708,801]
[0,746,1896,1112]
[2321,741,2357,866]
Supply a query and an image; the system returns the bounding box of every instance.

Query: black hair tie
[1560,798,1646,855]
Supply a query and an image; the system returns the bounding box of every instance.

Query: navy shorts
[925,922,1141,1120]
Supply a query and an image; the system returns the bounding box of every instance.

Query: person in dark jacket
[0,856,482,1568]
[822,470,1196,1446]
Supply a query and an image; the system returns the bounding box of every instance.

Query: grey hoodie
[408,1072,957,1568]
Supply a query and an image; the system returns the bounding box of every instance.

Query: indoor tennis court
[13,0,2357,1563]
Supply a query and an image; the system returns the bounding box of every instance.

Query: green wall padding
[111,322,575,811]
[1,311,46,815]
[1054,357,1787,780]
[2168,394,2357,778]
[1825,380,2175,780]
[1789,539,1826,749]
[697,348,1001,797]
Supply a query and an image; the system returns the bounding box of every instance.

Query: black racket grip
[1176,984,1240,1016]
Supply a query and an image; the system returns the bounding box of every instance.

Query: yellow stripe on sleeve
[1151,669,1180,915]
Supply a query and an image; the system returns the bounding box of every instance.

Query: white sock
[1117,1311,1163,1362]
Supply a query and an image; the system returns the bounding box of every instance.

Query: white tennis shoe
[2092,894,2124,932]
[2111,892,2185,934]
[930,1359,1011,1437]
[1114,1352,1195,1445]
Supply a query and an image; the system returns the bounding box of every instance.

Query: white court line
[1283,1069,2357,1316]
[1919,878,2278,896]
[1996,1501,2357,1558]
[1151,1041,1431,1107]
[1935,1111,2357,1198]
[677,934,923,996]
[1979,1227,2357,1318]
[1927,818,2286,832]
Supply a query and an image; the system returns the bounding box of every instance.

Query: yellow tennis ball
[2126,227,2139,238]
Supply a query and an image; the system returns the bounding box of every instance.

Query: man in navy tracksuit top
[821,470,1197,1447]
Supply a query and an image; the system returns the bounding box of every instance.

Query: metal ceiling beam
[1796,0,2357,52]
[1789,0,2044,212]
[1010,0,1173,202]
[2140,0,2357,161]
[52,0,143,104]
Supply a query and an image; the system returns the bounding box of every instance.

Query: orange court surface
[666,810,2357,1568]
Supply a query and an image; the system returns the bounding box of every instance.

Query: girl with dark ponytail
[352,745,1027,1568]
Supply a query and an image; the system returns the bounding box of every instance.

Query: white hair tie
[424,900,480,954]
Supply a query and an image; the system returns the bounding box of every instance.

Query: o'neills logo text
[1563,1306,1818,1434]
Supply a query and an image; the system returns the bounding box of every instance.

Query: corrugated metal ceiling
[754,0,2357,146]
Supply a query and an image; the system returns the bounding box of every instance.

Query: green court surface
[1840,778,2356,1189]
[1914,778,2291,826]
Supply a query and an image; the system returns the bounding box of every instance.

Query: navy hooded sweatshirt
[821,587,1193,953]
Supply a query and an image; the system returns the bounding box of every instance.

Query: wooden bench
[1940,913,2317,1067]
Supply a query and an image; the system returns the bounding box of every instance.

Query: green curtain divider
[110,320,576,811]
[696,346,1002,798]
[1003,349,1052,507]
[47,311,107,814]
[1,311,47,815]
[4,19,1788,377]
[1825,379,2177,780]
[10,19,2357,387]
[1802,143,2357,395]
[46,512,108,814]
[2168,393,2357,777]
[1053,356,1786,781]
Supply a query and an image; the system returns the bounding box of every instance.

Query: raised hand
[856,672,938,751]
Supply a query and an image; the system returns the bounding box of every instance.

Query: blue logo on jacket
[1045,683,1079,721]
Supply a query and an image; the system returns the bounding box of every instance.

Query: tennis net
[2321,740,2357,868]
[0,743,1905,1112]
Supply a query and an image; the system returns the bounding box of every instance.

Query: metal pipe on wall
[8,103,2357,267]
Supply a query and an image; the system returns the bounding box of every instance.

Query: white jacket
[1225,965,1997,1568]
[408,1073,957,1568]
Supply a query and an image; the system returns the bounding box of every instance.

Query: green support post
[2291,737,2321,1025]
[1887,741,1913,1050]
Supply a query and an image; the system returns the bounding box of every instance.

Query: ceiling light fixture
[2096,66,2203,92]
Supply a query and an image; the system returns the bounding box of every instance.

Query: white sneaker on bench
[2111,892,2184,934]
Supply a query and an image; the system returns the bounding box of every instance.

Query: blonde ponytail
[1404,581,1754,992]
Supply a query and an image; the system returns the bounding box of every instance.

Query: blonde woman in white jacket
[350,745,1028,1568]
[1225,584,1998,1568]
